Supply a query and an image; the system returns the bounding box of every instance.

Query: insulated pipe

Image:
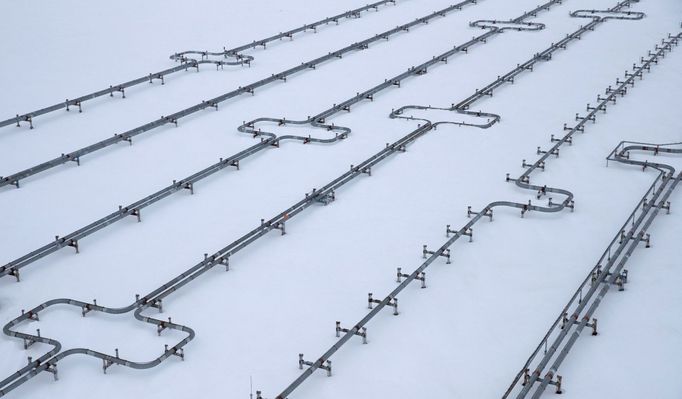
[0,0,399,130]
[0,0,480,190]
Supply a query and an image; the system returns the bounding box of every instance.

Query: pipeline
[0,0,480,190]
[2,3,671,398]
[392,2,644,126]
[0,1,575,394]
[275,10,681,399]
[0,0,399,130]
[503,33,681,399]
[0,0,567,282]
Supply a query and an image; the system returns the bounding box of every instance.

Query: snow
[0,0,680,398]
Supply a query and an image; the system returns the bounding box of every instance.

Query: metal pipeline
[0,0,399,130]
[521,143,680,399]
[504,32,680,399]
[0,0,480,190]
[2,2,674,398]
[0,1,575,394]
[393,1,645,127]
[0,0,567,281]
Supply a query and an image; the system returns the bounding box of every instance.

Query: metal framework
[0,0,398,130]
[0,0,480,190]
[276,15,682,399]
[502,33,680,399]
[512,141,680,398]
[0,0,560,282]
[0,1,576,395]
[1,1,676,398]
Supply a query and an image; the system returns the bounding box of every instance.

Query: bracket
[23,329,40,350]
[8,267,20,282]
[467,206,493,221]
[643,199,671,214]
[65,99,82,113]
[367,293,398,315]
[150,298,163,313]
[547,197,574,212]
[119,205,142,222]
[55,235,79,253]
[102,349,119,374]
[108,85,126,99]
[82,299,97,317]
[563,123,584,133]
[396,267,426,288]
[523,159,546,171]
[506,173,530,184]
[45,362,58,381]
[561,312,598,336]
[157,317,173,336]
[165,344,185,361]
[619,230,650,248]
[314,189,336,205]
[423,244,453,262]
[335,321,367,344]
[15,114,34,129]
[148,73,165,85]
[537,146,560,157]
[21,309,39,321]
[550,134,572,146]
[298,354,332,376]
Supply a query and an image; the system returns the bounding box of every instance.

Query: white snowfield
[0,0,680,398]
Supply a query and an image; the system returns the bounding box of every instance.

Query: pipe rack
[0,0,564,282]
[0,1,576,395]
[0,0,480,190]
[1,3,675,399]
[502,32,680,399]
[0,0,398,130]
[515,141,680,398]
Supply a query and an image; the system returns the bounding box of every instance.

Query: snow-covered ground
[0,0,680,398]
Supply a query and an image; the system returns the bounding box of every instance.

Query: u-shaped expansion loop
[237,117,350,145]
[169,0,400,68]
[469,19,546,32]
[389,105,501,129]
[0,0,402,131]
[570,9,645,21]
[0,0,482,190]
